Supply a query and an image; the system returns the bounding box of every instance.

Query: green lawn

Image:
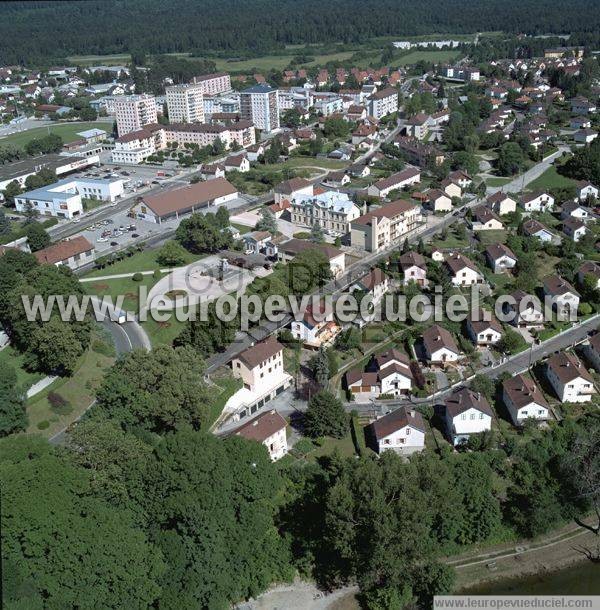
[83,247,204,278]
[526,166,578,192]
[0,121,110,150]
[26,333,115,437]
[141,309,188,346]
[485,176,513,187]
[307,432,357,462]
[232,223,252,234]
[476,229,508,246]
[0,346,43,390]
[208,374,243,428]
[84,274,164,313]
[265,156,347,171]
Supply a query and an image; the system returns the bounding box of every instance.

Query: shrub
[153,268,162,279]
[91,339,115,358]
[37,420,50,430]
[293,231,310,239]
[132,272,143,282]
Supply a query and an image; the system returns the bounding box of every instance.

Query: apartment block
[191,72,232,95]
[166,83,205,123]
[114,94,158,137]
[240,84,279,133]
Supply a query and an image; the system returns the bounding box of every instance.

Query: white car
[109,201,118,207]
[96,237,108,243]
[71,217,81,223]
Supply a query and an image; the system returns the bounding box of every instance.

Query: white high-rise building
[191,72,232,95]
[240,84,279,133]
[114,94,158,137]
[166,83,205,123]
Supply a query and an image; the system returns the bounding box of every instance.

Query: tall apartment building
[240,84,279,133]
[166,83,205,123]
[191,72,232,95]
[114,94,158,137]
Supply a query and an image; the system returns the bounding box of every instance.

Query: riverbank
[245,521,598,609]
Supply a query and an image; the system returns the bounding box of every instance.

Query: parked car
[110,241,118,246]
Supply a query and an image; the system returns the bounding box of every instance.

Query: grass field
[0,121,110,150]
[266,156,347,171]
[26,334,115,437]
[526,166,578,192]
[485,176,513,187]
[84,274,164,313]
[0,346,43,390]
[83,247,204,278]
[141,309,187,346]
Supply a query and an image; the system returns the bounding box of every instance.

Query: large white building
[240,84,279,133]
[368,87,399,119]
[114,94,158,137]
[444,388,493,445]
[290,190,361,233]
[166,83,205,123]
[15,177,124,219]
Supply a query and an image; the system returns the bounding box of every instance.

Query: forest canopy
[2,0,600,65]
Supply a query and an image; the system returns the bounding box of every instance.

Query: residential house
[543,275,580,318]
[351,199,422,252]
[561,201,591,222]
[444,388,493,445]
[487,192,517,216]
[366,167,421,198]
[290,190,361,234]
[323,171,350,188]
[290,301,340,348]
[583,332,600,372]
[422,324,461,365]
[229,336,292,413]
[427,188,452,212]
[470,206,504,231]
[404,113,432,140]
[367,407,425,455]
[440,178,462,199]
[571,96,597,115]
[224,153,250,173]
[502,374,550,426]
[201,163,226,180]
[574,129,598,144]
[277,239,345,277]
[562,217,587,242]
[33,236,94,270]
[578,260,600,289]
[466,313,503,346]
[367,87,399,120]
[274,177,313,205]
[394,136,446,168]
[398,251,428,287]
[546,352,595,403]
[506,289,544,328]
[521,218,557,243]
[576,181,599,202]
[234,410,288,461]
[445,253,485,287]
[243,231,275,255]
[520,191,555,212]
[448,170,472,190]
[351,267,390,304]
[485,243,517,274]
[570,116,592,130]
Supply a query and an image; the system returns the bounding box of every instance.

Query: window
[461,414,466,420]
[479,413,484,419]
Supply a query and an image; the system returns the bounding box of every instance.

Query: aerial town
[0,1,599,609]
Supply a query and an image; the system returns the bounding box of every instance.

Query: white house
[445,253,485,287]
[368,407,425,455]
[427,188,452,212]
[440,178,462,199]
[561,201,591,222]
[573,129,598,144]
[224,153,250,173]
[351,267,389,304]
[583,332,600,373]
[487,192,517,216]
[277,239,346,277]
[506,290,545,329]
[502,374,550,426]
[444,388,493,446]
[546,352,595,403]
[576,181,598,202]
[291,301,340,348]
[274,177,313,205]
[234,409,288,461]
[578,260,600,289]
[367,167,421,198]
[520,191,555,212]
[521,218,557,243]
[242,230,275,255]
[466,313,503,346]
[229,337,292,414]
[398,251,428,287]
[448,170,472,190]
[470,206,504,231]
[422,324,461,365]
[562,217,587,242]
[543,275,580,318]
[485,243,517,274]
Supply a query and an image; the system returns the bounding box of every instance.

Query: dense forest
[2,0,600,65]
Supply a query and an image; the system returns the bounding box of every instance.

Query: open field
[396,49,462,65]
[84,274,164,313]
[141,309,187,346]
[526,165,578,192]
[0,121,110,150]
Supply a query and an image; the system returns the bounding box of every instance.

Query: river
[462,561,600,595]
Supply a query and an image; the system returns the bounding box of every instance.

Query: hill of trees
[2,0,600,65]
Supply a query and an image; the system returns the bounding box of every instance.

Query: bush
[293,232,310,239]
[132,272,143,282]
[37,420,50,430]
[293,438,315,455]
[153,268,162,279]
[91,339,115,358]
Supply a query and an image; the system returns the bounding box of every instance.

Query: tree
[24,221,50,251]
[497,327,526,354]
[142,430,292,608]
[2,180,23,207]
[0,208,11,235]
[255,207,277,234]
[470,374,495,400]
[175,211,233,254]
[310,346,330,387]
[496,142,526,176]
[0,365,27,436]
[156,240,188,266]
[304,390,348,438]
[281,107,302,128]
[334,327,362,352]
[310,221,325,243]
[323,117,351,139]
[0,436,165,609]
[94,345,213,434]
